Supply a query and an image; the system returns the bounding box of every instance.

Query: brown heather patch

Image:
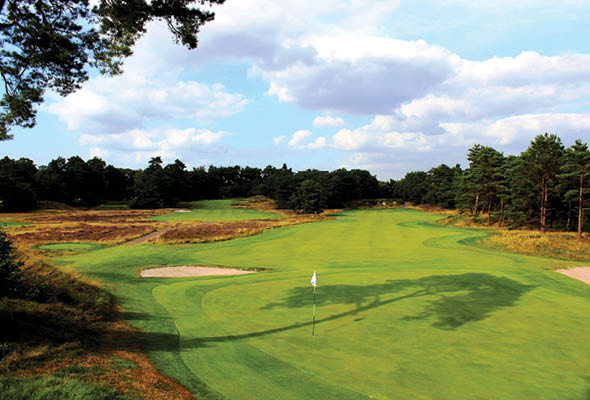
[483,230,590,263]
[1,209,174,248]
[154,212,337,244]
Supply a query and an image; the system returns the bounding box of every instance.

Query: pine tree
[559,140,590,238]
[521,133,565,233]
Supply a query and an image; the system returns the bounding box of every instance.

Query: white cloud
[288,130,312,148]
[45,71,248,134]
[79,128,230,165]
[333,128,371,151]
[307,136,328,149]
[313,116,345,127]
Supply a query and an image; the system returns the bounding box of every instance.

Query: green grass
[149,199,281,222]
[36,242,107,252]
[55,209,590,400]
[0,374,137,400]
[0,221,26,227]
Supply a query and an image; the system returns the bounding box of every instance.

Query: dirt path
[556,266,590,284]
[123,228,171,246]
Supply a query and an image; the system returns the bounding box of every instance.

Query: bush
[0,230,23,298]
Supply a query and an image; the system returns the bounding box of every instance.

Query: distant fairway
[58,209,590,400]
[150,199,281,222]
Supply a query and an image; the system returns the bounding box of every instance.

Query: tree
[0,157,37,211]
[0,0,224,140]
[521,133,565,233]
[559,140,590,238]
[0,229,23,297]
[290,180,325,214]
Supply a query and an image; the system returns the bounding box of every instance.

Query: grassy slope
[150,199,281,222]
[55,209,590,400]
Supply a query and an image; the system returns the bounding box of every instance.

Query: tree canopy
[0,0,224,140]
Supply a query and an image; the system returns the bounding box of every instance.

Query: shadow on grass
[125,273,535,353]
[262,273,535,330]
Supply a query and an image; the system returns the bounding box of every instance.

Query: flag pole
[311,270,317,337]
[312,284,316,337]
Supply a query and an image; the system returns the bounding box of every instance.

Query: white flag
[311,271,317,287]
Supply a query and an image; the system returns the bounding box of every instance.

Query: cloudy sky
[4,0,590,179]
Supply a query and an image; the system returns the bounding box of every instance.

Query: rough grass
[54,209,590,400]
[0,374,136,400]
[484,230,590,263]
[437,215,590,262]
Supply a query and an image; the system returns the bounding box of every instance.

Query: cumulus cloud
[313,116,345,127]
[45,75,249,134]
[79,128,230,165]
[286,130,327,150]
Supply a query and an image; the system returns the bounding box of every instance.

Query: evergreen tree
[559,140,590,238]
[521,133,565,233]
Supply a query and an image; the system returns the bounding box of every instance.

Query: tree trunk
[579,173,584,239]
[499,199,504,227]
[487,200,492,225]
[540,176,548,234]
[474,193,480,215]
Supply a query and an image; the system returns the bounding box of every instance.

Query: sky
[4,0,590,180]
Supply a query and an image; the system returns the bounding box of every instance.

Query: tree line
[0,155,380,214]
[385,133,590,237]
[1,133,588,234]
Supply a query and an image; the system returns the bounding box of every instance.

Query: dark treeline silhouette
[384,134,590,236]
[1,133,588,233]
[0,155,380,214]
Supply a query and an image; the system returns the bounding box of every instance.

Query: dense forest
[1,133,589,234]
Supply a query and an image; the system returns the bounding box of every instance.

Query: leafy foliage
[0,0,224,140]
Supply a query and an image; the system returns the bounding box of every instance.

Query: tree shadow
[121,273,535,353]
[262,273,535,330]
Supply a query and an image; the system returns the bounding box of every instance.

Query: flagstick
[312,285,316,337]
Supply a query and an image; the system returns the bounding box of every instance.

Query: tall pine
[559,140,590,238]
[521,133,565,233]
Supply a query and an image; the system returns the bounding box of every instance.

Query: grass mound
[36,242,107,253]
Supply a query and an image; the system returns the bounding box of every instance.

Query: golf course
[51,203,590,400]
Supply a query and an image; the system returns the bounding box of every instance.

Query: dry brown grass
[153,211,338,244]
[1,209,173,248]
[483,230,590,263]
[434,214,590,263]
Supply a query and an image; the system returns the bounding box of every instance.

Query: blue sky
[4,0,590,179]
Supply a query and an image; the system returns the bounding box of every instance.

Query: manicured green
[149,199,281,222]
[36,242,107,252]
[56,209,590,400]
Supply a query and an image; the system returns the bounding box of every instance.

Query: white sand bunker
[140,265,256,278]
[556,267,590,284]
[173,209,191,213]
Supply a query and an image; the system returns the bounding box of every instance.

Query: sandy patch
[140,265,256,277]
[174,209,191,213]
[556,267,590,284]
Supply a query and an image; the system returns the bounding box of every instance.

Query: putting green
[57,209,590,400]
[150,199,281,222]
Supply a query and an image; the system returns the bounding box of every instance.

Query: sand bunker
[556,267,590,284]
[174,209,191,213]
[140,265,256,277]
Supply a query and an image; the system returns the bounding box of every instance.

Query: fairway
[57,209,590,400]
[150,199,281,222]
